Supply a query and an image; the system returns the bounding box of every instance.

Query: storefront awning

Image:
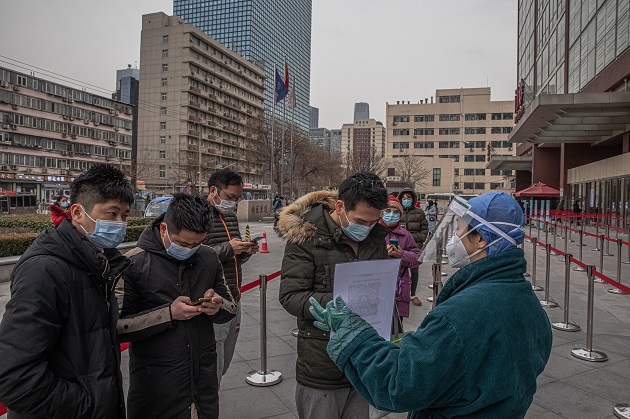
[486,155,532,171]
[508,92,630,145]
[514,182,560,198]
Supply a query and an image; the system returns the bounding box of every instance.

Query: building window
[159,150,166,158]
[490,182,502,189]
[393,115,410,123]
[387,168,396,176]
[454,169,459,176]
[414,115,434,122]
[491,113,513,120]
[162,64,168,72]
[414,141,434,148]
[160,136,166,144]
[159,165,166,178]
[439,128,460,135]
[464,169,475,176]
[160,122,166,129]
[432,168,441,186]
[161,78,168,87]
[414,128,434,136]
[439,114,460,121]
[491,126,513,134]
[465,113,486,121]
[439,141,459,149]
[393,142,409,149]
[438,95,460,103]
[160,107,167,115]
[464,127,486,135]
[475,182,485,190]
[393,129,410,136]
[162,35,169,44]
[162,49,169,58]
[161,93,167,101]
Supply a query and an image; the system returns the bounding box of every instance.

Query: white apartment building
[0,66,133,212]
[386,87,515,197]
[139,13,266,195]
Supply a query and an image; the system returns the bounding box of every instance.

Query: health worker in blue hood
[310,192,553,419]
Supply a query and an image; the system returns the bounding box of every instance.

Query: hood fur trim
[276,190,338,244]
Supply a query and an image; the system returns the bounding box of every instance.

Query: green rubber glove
[309,296,353,332]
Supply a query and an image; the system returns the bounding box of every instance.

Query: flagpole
[271,63,276,196]
[290,75,295,199]
[280,98,286,197]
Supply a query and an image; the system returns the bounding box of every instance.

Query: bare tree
[344,146,387,178]
[390,154,431,190]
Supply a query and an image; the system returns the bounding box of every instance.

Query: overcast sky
[0,0,517,129]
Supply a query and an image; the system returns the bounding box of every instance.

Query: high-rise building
[138,13,266,196]
[0,66,133,208]
[113,67,140,193]
[353,102,370,120]
[330,129,341,156]
[115,65,140,101]
[309,105,319,129]
[499,1,630,217]
[387,87,515,197]
[309,127,330,150]
[173,0,312,132]
[341,118,386,173]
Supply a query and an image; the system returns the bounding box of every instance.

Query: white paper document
[333,259,400,340]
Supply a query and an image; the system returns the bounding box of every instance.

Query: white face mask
[446,226,505,268]
[212,188,237,213]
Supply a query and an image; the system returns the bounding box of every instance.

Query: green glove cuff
[327,313,375,365]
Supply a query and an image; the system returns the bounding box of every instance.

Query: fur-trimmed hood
[276,190,338,244]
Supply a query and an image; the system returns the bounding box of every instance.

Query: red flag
[284,58,289,89]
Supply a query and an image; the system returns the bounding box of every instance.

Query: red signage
[514,79,526,123]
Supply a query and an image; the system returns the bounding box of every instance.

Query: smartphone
[188,297,213,306]
[390,238,399,248]
[249,236,263,242]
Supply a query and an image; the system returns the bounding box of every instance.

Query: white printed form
[333,259,400,340]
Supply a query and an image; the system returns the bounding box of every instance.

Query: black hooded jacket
[0,219,129,419]
[117,215,236,418]
[400,187,429,248]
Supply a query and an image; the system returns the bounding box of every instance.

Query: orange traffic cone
[260,231,269,253]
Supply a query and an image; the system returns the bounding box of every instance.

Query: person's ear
[476,233,487,249]
[69,203,83,221]
[334,200,344,215]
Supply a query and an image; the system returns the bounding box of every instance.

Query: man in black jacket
[203,169,258,386]
[117,193,236,418]
[0,165,134,419]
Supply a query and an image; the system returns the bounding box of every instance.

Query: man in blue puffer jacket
[310,192,552,418]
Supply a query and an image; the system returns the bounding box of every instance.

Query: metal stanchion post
[568,219,574,242]
[438,237,448,276]
[578,225,587,246]
[604,224,614,256]
[552,254,581,332]
[571,266,608,362]
[544,220,549,249]
[559,225,568,262]
[614,403,630,418]
[595,235,606,284]
[608,239,628,295]
[551,222,558,255]
[523,240,531,277]
[428,263,442,306]
[592,220,600,251]
[246,275,282,386]
[624,226,630,265]
[540,244,558,308]
[531,237,543,291]
[527,216,532,242]
[574,230,586,272]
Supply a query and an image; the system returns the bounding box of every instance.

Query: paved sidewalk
[1,221,629,418]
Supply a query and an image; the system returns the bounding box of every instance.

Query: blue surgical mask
[402,199,413,208]
[60,201,69,208]
[382,212,400,226]
[164,225,200,260]
[339,209,375,242]
[79,206,127,249]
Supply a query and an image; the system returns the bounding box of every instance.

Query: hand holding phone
[188,297,213,306]
[249,236,263,242]
[389,238,399,248]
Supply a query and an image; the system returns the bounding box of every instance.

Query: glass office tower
[174,0,312,132]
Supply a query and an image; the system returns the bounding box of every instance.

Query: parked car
[144,196,173,217]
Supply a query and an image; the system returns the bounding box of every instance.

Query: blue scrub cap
[467,192,525,256]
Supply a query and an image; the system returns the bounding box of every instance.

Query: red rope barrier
[569,256,588,270]
[592,269,630,295]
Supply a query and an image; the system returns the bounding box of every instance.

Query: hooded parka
[399,187,429,248]
[0,219,129,419]
[117,215,236,419]
[277,190,389,390]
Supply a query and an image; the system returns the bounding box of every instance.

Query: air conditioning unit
[62,133,67,138]
[68,98,74,103]
[1,165,8,171]
[11,104,18,110]
[0,81,7,88]
[10,164,17,170]
[109,109,114,114]
[62,97,68,102]
[109,140,117,146]
[469,148,474,152]
[71,134,77,139]
[61,151,67,155]
[508,147,513,150]
[63,115,68,120]
[114,110,119,116]
[94,121,100,126]
[84,119,90,124]
[13,85,20,92]
[1,123,8,129]
[393,121,397,126]
[69,116,75,121]
[26,168,33,174]
[11,124,17,130]
[68,151,74,156]
[42,167,48,173]
[205,77,209,82]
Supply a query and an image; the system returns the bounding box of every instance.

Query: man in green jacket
[310,192,553,418]
[277,172,389,419]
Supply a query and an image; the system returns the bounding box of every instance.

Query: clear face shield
[419,196,470,264]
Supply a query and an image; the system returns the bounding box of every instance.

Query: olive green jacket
[277,190,389,390]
